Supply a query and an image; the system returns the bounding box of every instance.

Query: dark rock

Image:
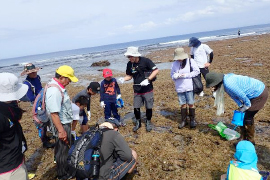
[91,60,110,67]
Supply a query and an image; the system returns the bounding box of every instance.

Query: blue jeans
[177,91,194,105]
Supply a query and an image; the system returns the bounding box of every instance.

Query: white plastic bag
[223,128,240,141]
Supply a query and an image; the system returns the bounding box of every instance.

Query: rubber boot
[178,108,188,129]
[146,120,152,132]
[246,124,255,145]
[189,108,197,128]
[133,119,141,132]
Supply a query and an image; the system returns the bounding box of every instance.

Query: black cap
[105,117,120,128]
[88,82,100,93]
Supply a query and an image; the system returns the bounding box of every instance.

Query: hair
[181,59,187,69]
[75,96,88,106]
[55,72,61,78]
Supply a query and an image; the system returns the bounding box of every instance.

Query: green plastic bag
[208,122,227,138]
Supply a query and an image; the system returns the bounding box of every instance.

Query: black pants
[199,67,209,80]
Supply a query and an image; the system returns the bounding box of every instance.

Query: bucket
[231,110,245,126]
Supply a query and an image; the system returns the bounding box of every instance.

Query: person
[170,48,200,128]
[119,46,159,132]
[71,96,88,140]
[0,73,29,180]
[21,63,54,148]
[45,65,78,180]
[99,118,137,180]
[220,140,262,180]
[100,68,122,123]
[238,29,241,36]
[72,82,100,133]
[205,72,268,145]
[189,37,214,97]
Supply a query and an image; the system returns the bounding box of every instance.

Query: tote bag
[189,60,203,94]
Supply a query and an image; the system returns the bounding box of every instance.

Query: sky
[0,0,270,59]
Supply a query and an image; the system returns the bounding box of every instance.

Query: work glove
[118,77,125,84]
[117,94,121,99]
[140,79,150,86]
[100,101,106,108]
[87,111,91,120]
[173,73,180,79]
[239,105,250,112]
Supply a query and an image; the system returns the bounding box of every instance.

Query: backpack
[32,83,64,127]
[20,76,41,102]
[67,126,109,179]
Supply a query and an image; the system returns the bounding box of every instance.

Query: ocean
[1,23,270,86]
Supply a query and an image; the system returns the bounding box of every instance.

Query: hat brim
[68,75,79,82]
[0,83,28,102]
[21,67,42,76]
[124,52,141,57]
[103,74,113,78]
[173,54,188,60]
[206,73,224,88]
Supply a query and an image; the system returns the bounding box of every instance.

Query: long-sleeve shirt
[100,78,120,103]
[23,75,42,102]
[224,73,265,107]
[170,58,200,93]
[72,89,92,111]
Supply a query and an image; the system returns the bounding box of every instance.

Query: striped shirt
[224,73,265,107]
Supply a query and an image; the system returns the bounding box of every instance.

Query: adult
[170,48,200,128]
[238,29,241,36]
[99,118,137,180]
[0,73,29,180]
[119,46,159,132]
[206,72,268,145]
[72,82,100,133]
[189,37,214,97]
[221,140,262,180]
[45,65,78,180]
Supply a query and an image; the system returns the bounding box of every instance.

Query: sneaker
[199,91,204,97]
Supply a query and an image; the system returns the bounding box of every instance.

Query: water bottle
[92,150,100,177]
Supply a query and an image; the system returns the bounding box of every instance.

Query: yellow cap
[56,65,78,82]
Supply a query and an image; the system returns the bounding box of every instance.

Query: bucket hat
[173,48,188,60]
[56,65,78,82]
[205,72,224,88]
[21,63,42,76]
[188,37,201,48]
[105,117,120,128]
[103,68,113,78]
[0,73,28,102]
[124,46,141,57]
[88,82,100,93]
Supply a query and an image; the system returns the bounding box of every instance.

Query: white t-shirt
[190,44,213,68]
[71,103,80,121]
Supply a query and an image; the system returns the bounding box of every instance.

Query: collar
[53,78,65,89]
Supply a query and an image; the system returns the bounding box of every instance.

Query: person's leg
[244,110,258,145]
[1,162,29,180]
[104,101,112,119]
[133,94,143,132]
[81,110,88,133]
[199,68,209,97]
[177,92,188,129]
[111,102,120,121]
[186,91,196,128]
[144,92,154,132]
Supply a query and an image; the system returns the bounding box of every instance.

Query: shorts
[79,110,88,125]
[109,157,136,180]
[134,91,154,109]
[177,91,194,105]
[0,162,29,180]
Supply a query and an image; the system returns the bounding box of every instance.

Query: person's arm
[115,79,121,95]
[124,75,133,81]
[209,52,214,63]
[148,69,159,81]
[100,81,105,102]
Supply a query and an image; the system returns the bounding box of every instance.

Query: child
[100,69,122,124]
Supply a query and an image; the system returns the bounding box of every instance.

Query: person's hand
[140,79,150,86]
[87,111,91,120]
[118,77,125,84]
[205,62,211,68]
[100,101,106,108]
[239,105,250,112]
[58,129,69,145]
[173,73,180,79]
[179,74,186,78]
[117,94,121,99]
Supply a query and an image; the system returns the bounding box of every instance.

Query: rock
[91,60,110,67]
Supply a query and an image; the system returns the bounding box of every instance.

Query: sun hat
[105,117,120,128]
[88,82,100,93]
[205,72,224,88]
[21,63,42,76]
[56,65,78,82]
[0,73,28,102]
[188,37,201,48]
[124,46,141,57]
[103,68,113,78]
[173,48,188,60]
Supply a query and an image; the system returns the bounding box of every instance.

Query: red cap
[103,68,113,78]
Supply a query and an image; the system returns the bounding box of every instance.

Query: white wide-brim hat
[173,48,188,60]
[124,46,141,57]
[0,73,28,102]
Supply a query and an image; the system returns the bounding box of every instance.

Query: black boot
[178,108,188,129]
[189,108,197,128]
[146,120,152,132]
[133,119,141,132]
[43,141,55,148]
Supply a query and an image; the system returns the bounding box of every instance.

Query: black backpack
[67,126,108,179]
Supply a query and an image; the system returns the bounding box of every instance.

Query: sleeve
[170,62,177,80]
[190,47,194,56]
[24,81,35,102]
[45,87,63,113]
[203,44,213,54]
[126,62,132,76]
[114,133,132,162]
[185,59,200,78]
[146,58,158,71]
[114,79,121,95]
[100,81,105,102]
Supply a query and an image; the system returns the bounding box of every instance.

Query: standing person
[72,82,100,133]
[170,48,200,128]
[100,68,122,123]
[189,37,214,97]
[238,29,241,36]
[45,65,78,180]
[21,63,54,148]
[119,46,159,132]
[0,73,29,180]
[205,72,268,145]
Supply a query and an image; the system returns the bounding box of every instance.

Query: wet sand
[20,34,270,180]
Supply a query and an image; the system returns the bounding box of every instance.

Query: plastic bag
[208,122,227,138]
[208,122,240,140]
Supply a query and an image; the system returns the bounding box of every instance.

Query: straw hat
[0,73,28,102]
[124,46,141,57]
[21,63,42,76]
[173,48,188,60]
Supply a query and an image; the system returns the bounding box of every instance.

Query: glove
[100,101,106,108]
[239,105,250,112]
[118,77,125,84]
[140,79,150,86]
[117,94,121,99]
[173,73,180,79]
[87,111,91,120]
[179,74,186,78]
